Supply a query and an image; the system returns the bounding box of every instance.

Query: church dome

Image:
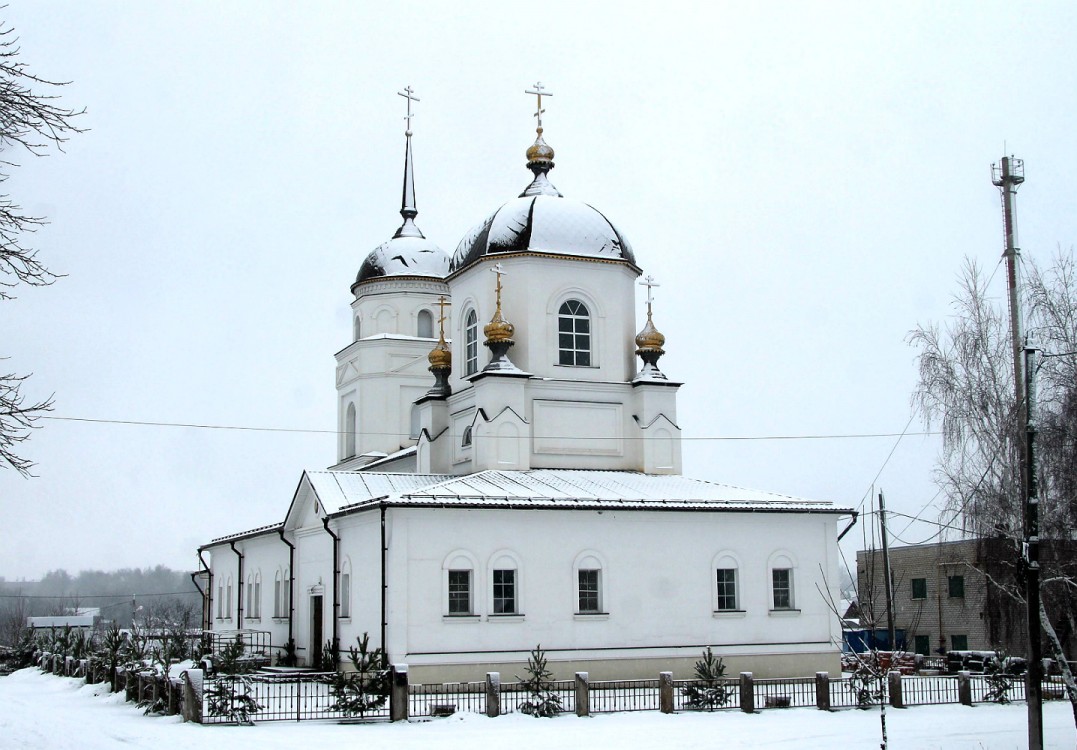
[354,231,450,288]
[450,191,635,273]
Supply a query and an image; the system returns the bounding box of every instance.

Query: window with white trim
[345,402,357,458]
[274,571,282,618]
[464,309,478,375]
[217,583,224,619]
[578,569,601,613]
[282,567,290,615]
[246,575,253,619]
[254,573,261,618]
[716,568,738,611]
[557,299,591,366]
[448,570,471,615]
[492,569,516,614]
[772,568,794,610]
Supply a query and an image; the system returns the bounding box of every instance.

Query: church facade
[198,87,854,681]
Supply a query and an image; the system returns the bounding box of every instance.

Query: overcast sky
[1,1,1075,583]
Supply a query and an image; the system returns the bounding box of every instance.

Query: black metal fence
[408,681,487,717]
[202,672,390,724]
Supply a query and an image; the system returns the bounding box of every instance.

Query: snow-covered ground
[2,668,1075,749]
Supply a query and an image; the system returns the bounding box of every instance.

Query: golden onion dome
[526,127,555,166]
[635,315,665,353]
[484,312,515,344]
[427,337,451,370]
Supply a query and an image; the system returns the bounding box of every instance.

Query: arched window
[253,572,261,618]
[488,550,521,616]
[410,405,421,440]
[461,425,472,448]
[340,559,352,619]
[282,567,290,617]
[274,571,282,618]
[443,550,478,616]
[417,309,434,338]
[464,309,478,375]
[246,574,253,619]
[345,403,356,458]
[712,552,741,613]
[353,315,361,341]
[558,299,591,366]
[217,582,224,619]
[768,552,797,611]
[225,576,233,619]
[574,551,606,615]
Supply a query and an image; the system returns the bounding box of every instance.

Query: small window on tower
[558,299,591,366]
[465,309,479,375]
[417,309,434,338]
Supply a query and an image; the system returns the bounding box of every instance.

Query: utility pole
[992,155,1026,428]
[878,490,896,652]
[1024,341,1043,750]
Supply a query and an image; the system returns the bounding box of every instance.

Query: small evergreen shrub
[983,651,1013,704]
[330,633,389,717]
[319,639,339,672]
[277,638,298,667]
[681,647,734,710]
[516,645,562,718]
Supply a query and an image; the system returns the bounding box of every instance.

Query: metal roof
[311,469,851,517]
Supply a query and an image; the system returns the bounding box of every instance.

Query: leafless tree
[0,589,29,646]
[909,248,1077,726]
[0,17,84,476]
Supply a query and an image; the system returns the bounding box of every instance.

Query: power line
[39,414,939,443]
[0,591,197,600]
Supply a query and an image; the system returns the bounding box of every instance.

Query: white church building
[197,86,855,681]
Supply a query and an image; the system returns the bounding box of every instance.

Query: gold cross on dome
[640,275,660,314]
[436,295,450,338]
[398,85,419,134]
[491,263,507,311]
[525,81,552,129]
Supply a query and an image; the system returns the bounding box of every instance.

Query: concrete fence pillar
[887,670,904,709]
[740,672,755,713]
[64,656,74,676]
[126,671,138,702]
[575,672,590,717]
[181,669,203,723]
[486,672,501,718]
[958,670,973,706]
[815,671,831,711]
[390,664,409,722]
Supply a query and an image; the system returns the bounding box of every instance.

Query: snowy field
[2,668,1076,749]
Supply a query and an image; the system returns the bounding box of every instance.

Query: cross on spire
[436,295,450,339]
[525,81,552,129]
[640,275,660,317]
[491,262,507,311]
[398,85,419,135]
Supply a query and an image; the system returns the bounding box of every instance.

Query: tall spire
[394,85,424,239]
[521,81,562,198]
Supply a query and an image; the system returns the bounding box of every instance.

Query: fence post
[740,672,755,713]
[486,672,501,718]
[390,664,409,722]
[181,669,203,723]
[815,671,830,711]
[659,671,674,714]
[958,670,972,706]
[575,672,590,717]
[887,670,904,709]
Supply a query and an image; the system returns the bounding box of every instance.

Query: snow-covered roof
[302,469,850,517]
[207,521,283,545]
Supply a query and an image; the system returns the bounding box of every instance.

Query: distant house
[856,538,1074,659]
[27,608,102,632]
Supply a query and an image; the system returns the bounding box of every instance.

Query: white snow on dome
[355,235,450,287]
[450,194,635,272]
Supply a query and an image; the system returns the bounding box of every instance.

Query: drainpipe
[277,529,295,645]
[381,503,387,657]
[197,548,213,632]
[321,517,340,662]
[230,541,244,625]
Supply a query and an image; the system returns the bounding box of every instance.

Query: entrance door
[310,595,323,668]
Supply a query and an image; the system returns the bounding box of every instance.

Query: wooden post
[659,671,674,714]
[740,672,755,713]
[390,664,409,722]
[888,670,904,709]
[575,672,590,717]
[486,672,501,718]
[815,671,830,711]
[958,670,973,706]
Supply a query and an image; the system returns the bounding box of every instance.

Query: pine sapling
[516,645,562,718]
[682,647,734,710]
[331,632,389,717]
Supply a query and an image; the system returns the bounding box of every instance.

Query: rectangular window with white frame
[715,568,738,611]
[578,569,601,613]
[772,568,794,610]
[492,569,516,614]
[448,570,471,615]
